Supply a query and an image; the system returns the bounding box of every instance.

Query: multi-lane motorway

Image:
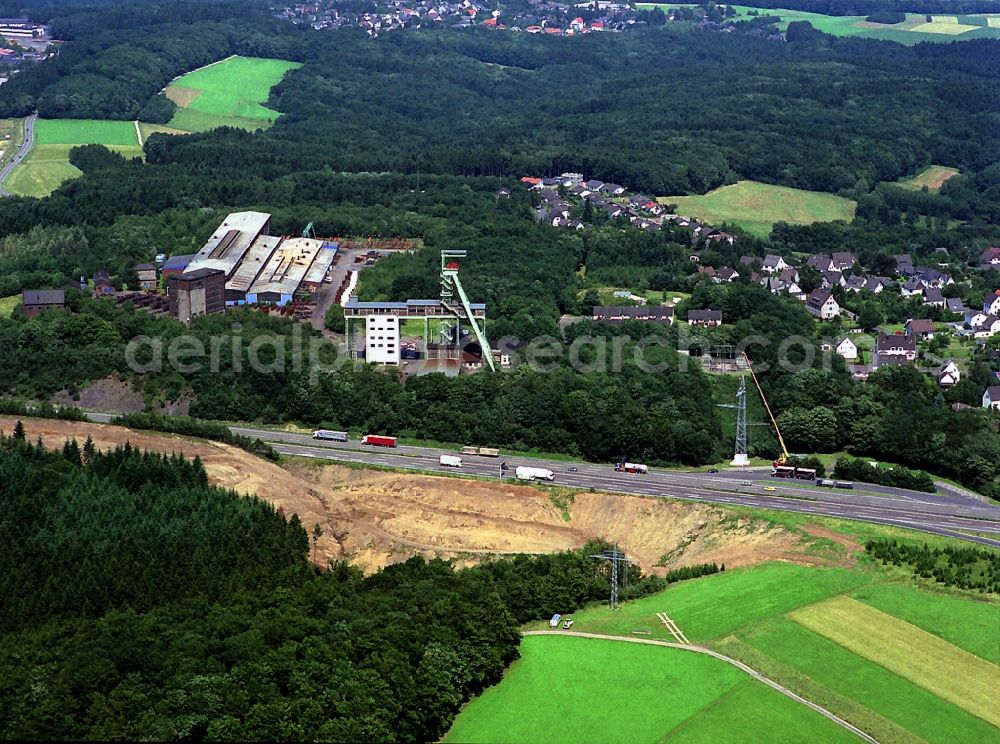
[80,411,1000,548]
[0,113,36,197]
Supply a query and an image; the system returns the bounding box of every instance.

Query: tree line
[865,539,999,594]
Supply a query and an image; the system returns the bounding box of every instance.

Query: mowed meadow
[164,55,302,132]
[659,180,856,238]
[4,56,300,196]
[450,562,1000,743]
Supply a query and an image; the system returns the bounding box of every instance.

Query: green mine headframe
[440,249,495,371]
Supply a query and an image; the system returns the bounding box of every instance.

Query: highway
[0,113,36,196]
[81,411,1000,549]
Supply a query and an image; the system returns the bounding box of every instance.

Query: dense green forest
[0,430,675,740]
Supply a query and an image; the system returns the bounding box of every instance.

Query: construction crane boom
[741,351,790,464]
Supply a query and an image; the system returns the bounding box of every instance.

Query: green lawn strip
[169,56,300,117]
[663,676,858,744]
[34,118,139,146]
[791,596,999,726]
[713,634,919,744]
[443,635,745,744]
[524,563,873,643]
[736,617,1000,743]
[851,583,1000,665]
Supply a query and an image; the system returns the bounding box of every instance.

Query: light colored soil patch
[910,21,977,34]
[930,15,958,23]
[897,165,960,191]
[0,417,842,576]
[989,17,1000,27]
[50,377,146,412]
[164,85,203,108]
[791,597,1000,727]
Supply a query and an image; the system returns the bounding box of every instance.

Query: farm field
[637,5,1000,42]
[735,618,1000,743]
[659,180,856,238]
[791,596,999,725]
[897,164,960,191]
[4,118,143,197]
[165,55,302,132]
[443,635,854,743]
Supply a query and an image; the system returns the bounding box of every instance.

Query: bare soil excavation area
[1,417,849,574]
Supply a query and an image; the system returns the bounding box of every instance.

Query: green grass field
[737,618,1000,743]
[852,583,1000,664]
[444,635,853,743]
[660,180,856,238]
[525,563,871,642]
[896,164,960,191]
[165,55,301,133]
[637,5,1000,43]
[0,295,19,318]
[5,143,143,198]
[791,596,999,725]
[34,118,139,146]
[5,118,142,197]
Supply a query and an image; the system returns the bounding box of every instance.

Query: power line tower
[590,545,630,610]
[732,376,749,467]
[440,250,496,371]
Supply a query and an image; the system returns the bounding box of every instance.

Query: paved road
[0,113,36,196]
[80,411,1000,548]
[523,631,878,743]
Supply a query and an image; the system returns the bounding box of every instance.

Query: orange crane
[742,351,790,465]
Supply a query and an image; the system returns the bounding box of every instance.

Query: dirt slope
[2,417,829,574]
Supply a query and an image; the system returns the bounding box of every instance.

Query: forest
[0,429,675,740]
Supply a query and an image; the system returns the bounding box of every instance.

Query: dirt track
[1,417,846,574]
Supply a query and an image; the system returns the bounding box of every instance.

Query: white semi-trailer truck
[515,466,555,482]
[439,454,463,468]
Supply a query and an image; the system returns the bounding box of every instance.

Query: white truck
[439,454,463,468]
[515,466,555,482]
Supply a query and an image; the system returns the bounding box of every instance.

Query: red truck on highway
[362,434,397,447]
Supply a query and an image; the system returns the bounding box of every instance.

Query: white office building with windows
[365,314,400,364]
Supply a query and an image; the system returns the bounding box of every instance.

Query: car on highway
[707,468,719,474]
[763,485,776,492]
[568,466,578,472]
[740,480,752,486]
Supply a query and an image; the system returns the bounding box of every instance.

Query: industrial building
[21,289,65,318]
[185,211,272,280]
[225,234,280,304]
[168,268,225,324]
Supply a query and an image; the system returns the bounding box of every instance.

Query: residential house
[820,270,845,289]
[864,276,894,294]
[915,267,953,288]
[984,289,1000,316]
[688,309,722,326]
[807,289,840,319]
[965,308,988,328]
[584,179,604,192]
[874,334,917,367]
[601,183,626,195]
[936,360,961,388]
[945,297,966,315]
[716,266,740,283]
[831,252,857,271]
[901,278,925,297]
[834,336,858,361]
[495,187,511,199]
[983,385,1000,411]
[922,287,945,308]
[893,254,913,274]
[980,246,1000,266]
[778,267,801,284]
[806,254,835,272]
[844,275,867,293]
[973,315,1000,339]
[762,254,789,273]
[905,318,936,339]
[134,263,158,291]
[21,289,65,318]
